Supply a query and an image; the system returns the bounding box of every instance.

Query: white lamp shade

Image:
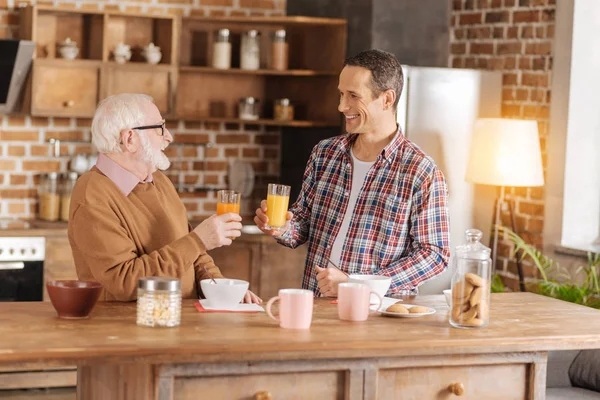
[465,118,544,187]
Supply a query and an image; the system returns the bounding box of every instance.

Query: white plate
[371,297,402,311]
[199,299,264,312]
[379,304,436,318]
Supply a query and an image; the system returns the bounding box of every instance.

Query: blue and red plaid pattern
[276,130,450,296]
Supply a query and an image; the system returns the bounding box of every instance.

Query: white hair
[91,93,154,153]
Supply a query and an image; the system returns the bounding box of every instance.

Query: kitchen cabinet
[19,6,179,118]
[19,6,346,128]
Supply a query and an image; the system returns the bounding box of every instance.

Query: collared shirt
[276,129,451,296]
[95,153,153,196]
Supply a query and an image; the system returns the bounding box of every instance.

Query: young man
[69,93,261,303]
[255,50,450,297]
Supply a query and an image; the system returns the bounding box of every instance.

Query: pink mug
[337,283,383,322]
[266,289,314,329]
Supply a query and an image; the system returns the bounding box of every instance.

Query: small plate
[379,304,436,318]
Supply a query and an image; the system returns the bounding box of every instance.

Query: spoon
[202,265,217,284]
[325,257,349,277]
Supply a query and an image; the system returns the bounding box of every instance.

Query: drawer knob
[255,391,272,400]
[63,100,75,108]
[448,382,465,396]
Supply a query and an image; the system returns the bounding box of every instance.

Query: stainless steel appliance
[0,237,45,301]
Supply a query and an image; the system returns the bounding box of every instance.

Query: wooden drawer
[103,64,174,115]
[31,61,100,117]
[377,363,527,400]
[173,371,346,400]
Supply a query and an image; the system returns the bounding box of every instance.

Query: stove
[0,237,45,301]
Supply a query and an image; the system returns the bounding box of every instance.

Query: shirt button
[344,191,349,197]
[346,163,351,168]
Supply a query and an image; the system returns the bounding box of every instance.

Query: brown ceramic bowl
[46,280,102,319]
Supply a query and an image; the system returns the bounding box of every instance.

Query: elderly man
[68,93,261,303]
[255,49,450,297]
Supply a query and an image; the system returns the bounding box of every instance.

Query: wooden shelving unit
[19,7,347,127]
[20,6,178,117]
[176,15,346,127]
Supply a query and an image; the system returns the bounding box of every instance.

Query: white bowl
[200,278,248,309]
[443,289,451,306]
[348,274,391,302]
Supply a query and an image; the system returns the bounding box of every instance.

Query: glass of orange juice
[265,183,291,231]
[217,190,241,240]
[216,190,241,216]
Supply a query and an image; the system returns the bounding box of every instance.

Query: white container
[137,277,181,328]
[348,274,391,303]
[240,30,260,70]
[142,43,162,65]
[201,278,248,309]
[212,29,231,69]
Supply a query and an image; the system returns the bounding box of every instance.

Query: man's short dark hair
[343,49,404,111]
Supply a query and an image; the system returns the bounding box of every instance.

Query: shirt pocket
[374,195,411,262]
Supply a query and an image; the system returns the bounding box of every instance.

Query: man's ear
[119,129,136,149]
[383,89,396,111]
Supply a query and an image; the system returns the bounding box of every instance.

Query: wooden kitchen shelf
[178,116,339,127]
[179,66,338,77]
[18,6,346,127]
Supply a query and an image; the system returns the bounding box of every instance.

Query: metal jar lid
[138,277,181,291]
[244,29,260,38]
[43,172,59,181]
[240,96,259,105]
[215,28,231,41]
[273,29,286,40]
[274,98,291,106]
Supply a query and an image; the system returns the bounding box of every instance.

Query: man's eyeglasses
[132,119,166,136]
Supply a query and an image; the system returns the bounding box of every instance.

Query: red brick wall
[449,0,555,289]
[0,0,285,222]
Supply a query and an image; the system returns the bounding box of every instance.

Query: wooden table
[1,293,599,400]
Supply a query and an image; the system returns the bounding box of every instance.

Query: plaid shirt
[277,130,450,296]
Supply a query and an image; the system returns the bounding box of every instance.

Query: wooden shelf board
[179,66,338,77]
[183,15,347,26]
[177,116,339,127]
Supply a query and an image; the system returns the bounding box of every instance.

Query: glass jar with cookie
[449,229,492,329]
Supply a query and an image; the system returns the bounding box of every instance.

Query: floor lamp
[465,118,545,291]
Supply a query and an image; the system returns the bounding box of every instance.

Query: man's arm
[376,167,451,294]
[70,203,208,301]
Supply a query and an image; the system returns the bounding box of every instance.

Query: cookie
[465,272,485,287]
[409,306,430,314]
[386,303,409,314]
[452,279,474,303]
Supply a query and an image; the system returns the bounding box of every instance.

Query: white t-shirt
[329,148,376,269]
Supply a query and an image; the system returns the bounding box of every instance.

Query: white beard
[138,132,170,171]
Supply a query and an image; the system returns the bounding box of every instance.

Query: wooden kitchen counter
[1,293,599,399]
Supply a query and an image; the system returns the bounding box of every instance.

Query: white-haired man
[68,93,261,303]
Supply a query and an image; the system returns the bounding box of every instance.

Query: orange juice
[266,193,289,228]
[217,202,240,215]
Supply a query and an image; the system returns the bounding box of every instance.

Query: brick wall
[0,0,285,222]
[449,0,555,290]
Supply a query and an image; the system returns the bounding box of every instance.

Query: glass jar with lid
[60,172,78,222]
[274,98,294,121]
[270,29,288,71]
[449,229,492,329]
[240,29,260,70]
[38,172,60,221]
[238,97,260,120]
[137,277,182,328]
[212,28,232,69]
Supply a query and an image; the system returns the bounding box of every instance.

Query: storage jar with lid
[449,229,492,329]
[137,277,182,328]
[60,172,78,222]
[274,98,294,121]
[240,29,261,70]
[270,29,288,71]
[212,28,231,69]
[38,172,60,221]
[238,97,260,120]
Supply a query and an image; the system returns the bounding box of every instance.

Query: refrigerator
[397,66,502,294]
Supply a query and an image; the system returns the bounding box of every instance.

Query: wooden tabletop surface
[1,293,599,366]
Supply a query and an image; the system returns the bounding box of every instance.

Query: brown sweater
[67,167,223,301]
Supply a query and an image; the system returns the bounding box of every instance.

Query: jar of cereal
[137,277,181,328]
[449,229,492,329]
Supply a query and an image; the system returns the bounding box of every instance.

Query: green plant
[497,226,600,309]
